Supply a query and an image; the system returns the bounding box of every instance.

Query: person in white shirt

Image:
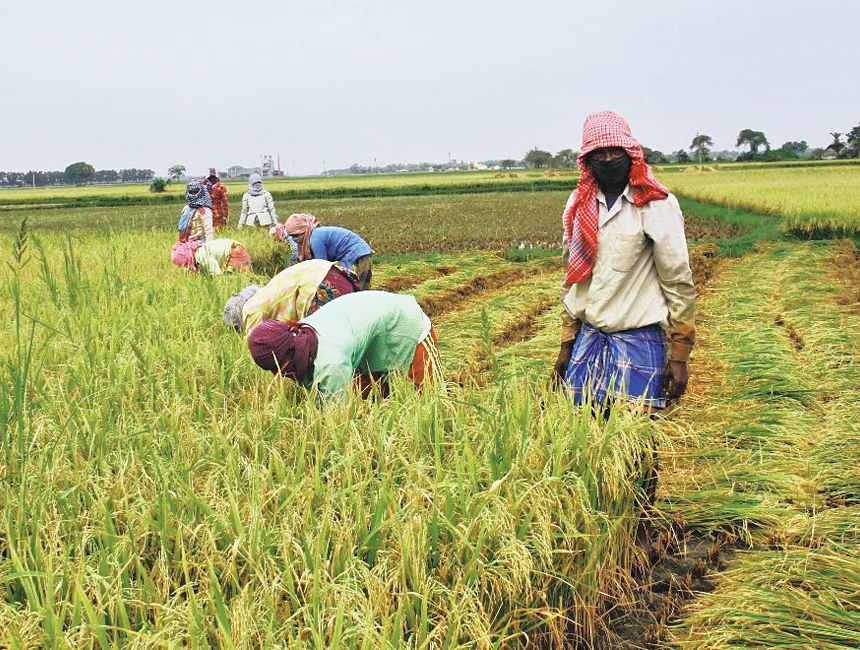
[552,110,696,412]
[238,173,279,228]
[553,109,697,556]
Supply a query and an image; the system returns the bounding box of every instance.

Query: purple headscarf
[248,320,319,380]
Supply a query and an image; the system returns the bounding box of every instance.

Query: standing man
[552,110,696,411]
[204,168,229,230]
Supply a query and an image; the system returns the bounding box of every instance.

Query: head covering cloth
[248,173,264,197]
[185,180,212,209]
[203,168,219,189]
[223,284,261,331]
[284,213,320,262]
[269,224,300,266]
[171,240,203,270]
[248,319,319,381]
[563,110,668,285]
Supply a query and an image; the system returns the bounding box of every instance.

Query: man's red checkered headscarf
[563,110,669,285]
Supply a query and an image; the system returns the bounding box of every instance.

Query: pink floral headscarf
[171,240,203,270]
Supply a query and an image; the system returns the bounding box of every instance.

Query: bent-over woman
[171,239,253,275]
[282,213,374,290]
[247,291,440,402]
[223,259,361,335]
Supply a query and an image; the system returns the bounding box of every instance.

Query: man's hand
[662,360,689,402]
[551,340,575,389]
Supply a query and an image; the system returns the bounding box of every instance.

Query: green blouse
[300,291,426,401]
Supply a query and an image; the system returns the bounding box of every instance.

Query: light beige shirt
[239,191,279,227]
[561,185,696,360]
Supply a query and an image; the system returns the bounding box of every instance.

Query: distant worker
[223,259,361,335]
[178,180,214,243]
[280,213,374,289]
[552,109,696,410]
[247,291,440,402]
[203,168,229,229]
[238,173,279,228]
[171,238,253,275]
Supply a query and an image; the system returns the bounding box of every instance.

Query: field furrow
[664,242,860,648]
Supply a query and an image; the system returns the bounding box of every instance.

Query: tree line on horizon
[522,122,860,169]
[0,162,154,188]
[4,122,860,187]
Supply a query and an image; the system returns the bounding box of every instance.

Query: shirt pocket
[609,233,645,273]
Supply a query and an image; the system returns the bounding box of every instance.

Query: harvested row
[429,266,561,386]
[663,242,860,648]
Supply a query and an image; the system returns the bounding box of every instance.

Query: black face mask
[589,154,632,190]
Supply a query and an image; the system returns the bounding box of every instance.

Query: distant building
[226,165,256,179]
[226,155,283,179]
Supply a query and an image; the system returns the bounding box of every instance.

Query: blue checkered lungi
[563,323,668,409]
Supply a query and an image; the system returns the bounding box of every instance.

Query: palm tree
[689,134,714,163]
[826,133,844,154]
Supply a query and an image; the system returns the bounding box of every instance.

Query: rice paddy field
[660,160,860,239]
[0,163,858,648]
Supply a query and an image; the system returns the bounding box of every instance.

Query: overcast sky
[2,0,857,177]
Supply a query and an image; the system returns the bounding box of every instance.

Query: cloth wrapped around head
[171,239,203,270]
[563,110,669,285]
[248,173,264,197]
[185,180,212,209]
[248,319,319,381]
[284,213,320,262]
[223,285,261,332]
[268,224,300,266]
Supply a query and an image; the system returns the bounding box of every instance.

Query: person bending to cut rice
[247,291,440,402]
[276,213,374,290]
[171,239,252,275]
[223,259,361,336]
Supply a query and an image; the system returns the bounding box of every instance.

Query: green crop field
[0,168,858,648]
[0,170,575,211]
[661,160,860,239]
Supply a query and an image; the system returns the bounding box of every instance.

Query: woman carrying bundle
[276,213,374,290]
[223,259,361,335]
[247,291,440,402]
